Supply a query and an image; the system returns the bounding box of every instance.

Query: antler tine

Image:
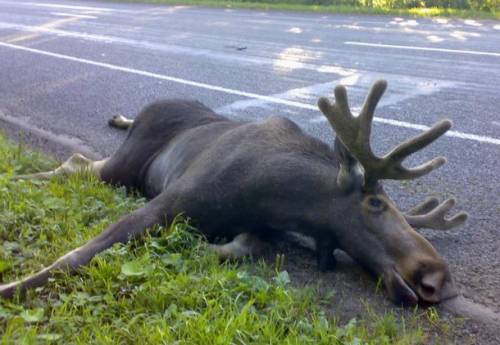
[318,83,376,156]
[405,198,468,230]
[318,85,355,136]
[406,197,440,216]
[371,120,451,182]
[385,156,447,181]
[382,120,451,178]
[333,84,353,119]
[388,120,451,162]
[359,80,387,142]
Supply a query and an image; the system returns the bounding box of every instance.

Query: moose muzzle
[384,263,458,306]
[383,230,459,305]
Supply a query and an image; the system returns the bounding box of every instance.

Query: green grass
[104,0,500,20]
[0,135,454,344]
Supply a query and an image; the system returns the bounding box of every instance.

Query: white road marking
[50,12,97,19]
[216,79,344,115]
[345,41,500,58]
[0,41,499,146]
[7,2,117,13]
[2,18,81,44]
[218,73,450,116]
[0,41,315,110]
[0,22,355,76]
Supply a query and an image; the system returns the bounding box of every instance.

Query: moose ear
[334,137,364,192]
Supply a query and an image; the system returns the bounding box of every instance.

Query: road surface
[0,0,499,342]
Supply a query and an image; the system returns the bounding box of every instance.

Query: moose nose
[416,270,458,304]
[417,271,441,303]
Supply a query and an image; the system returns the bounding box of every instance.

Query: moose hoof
[108,115,133,129]
[108,115,121,128]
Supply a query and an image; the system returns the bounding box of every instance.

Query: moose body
[0,80,468,306]
[103,99,340,243]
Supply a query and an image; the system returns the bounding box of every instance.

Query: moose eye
[369,198,382,208]
[364,196,386,212]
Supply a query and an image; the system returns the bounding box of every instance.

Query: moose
[0,80,467,306]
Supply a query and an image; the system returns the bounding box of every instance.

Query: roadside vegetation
[0,135,454,343]
[108,0,499,19]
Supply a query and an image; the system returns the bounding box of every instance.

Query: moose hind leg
[208,233,266,260]
[108,115,134,130]
[12,153,108,181]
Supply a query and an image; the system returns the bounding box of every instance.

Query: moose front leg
[12,153,108,181]
[316,238,337,272]
[0,192,171,298]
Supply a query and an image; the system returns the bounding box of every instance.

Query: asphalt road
[0,0,499,341]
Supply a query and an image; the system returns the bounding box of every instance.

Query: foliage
[225,0,499,11]
[0,135,452,343]
[107,0,499,18]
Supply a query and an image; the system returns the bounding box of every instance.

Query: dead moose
[0,80,467,305]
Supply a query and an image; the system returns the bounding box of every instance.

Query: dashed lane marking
[50,12,98,19]
[345,41,500,58]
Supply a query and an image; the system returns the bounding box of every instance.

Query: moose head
[314,80,467,304]
[0,80,467,307]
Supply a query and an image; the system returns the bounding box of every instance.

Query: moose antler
[405,197,468,230]
[318,80,452,188]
